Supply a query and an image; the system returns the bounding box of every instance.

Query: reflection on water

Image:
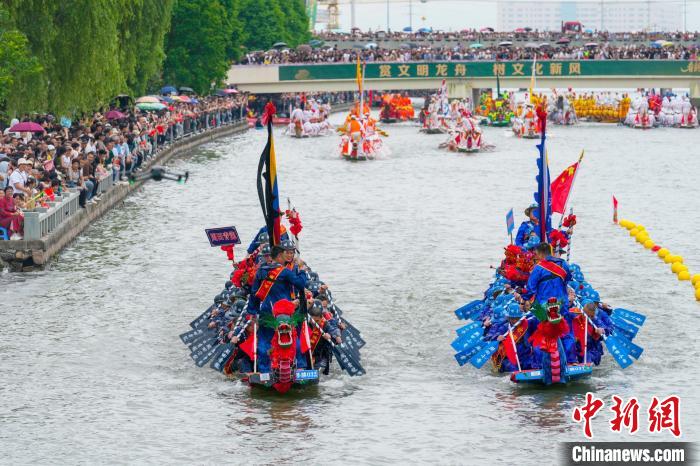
[1,118,699,464]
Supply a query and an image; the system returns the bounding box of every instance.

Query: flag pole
[507,323,522,371]
[558,149,585,229]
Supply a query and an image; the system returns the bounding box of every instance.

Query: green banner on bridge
[279,60,700,81]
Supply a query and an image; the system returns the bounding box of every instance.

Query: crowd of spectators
[0,94,247,240]
[241,29,700,65]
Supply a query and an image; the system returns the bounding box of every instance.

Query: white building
[497,1,684,32]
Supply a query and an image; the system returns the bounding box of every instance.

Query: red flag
[300,321,311,354]
[504,337,518,366]
[238,333,255,360]
[613,195,618,208]
[612,195,618,224]
[551,161,579,214]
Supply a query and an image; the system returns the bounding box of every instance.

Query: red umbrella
[105,110,126,120]
[9,121,45,133]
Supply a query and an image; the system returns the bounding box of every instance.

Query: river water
[2,114,699,465]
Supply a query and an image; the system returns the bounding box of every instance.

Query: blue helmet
[503,301,522,319]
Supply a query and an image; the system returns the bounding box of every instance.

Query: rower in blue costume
[484,301,539,372]
[515,203,540,249]
[247,226,290,255]
[520,242,572,308]
[576,292,614,365]
[248,241,309,372]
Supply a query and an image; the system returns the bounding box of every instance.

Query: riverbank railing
[14,106,246,242]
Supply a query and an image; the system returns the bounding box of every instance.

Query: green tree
[0,5,42,118]
[163,0,232,94]
[278,0,310,47]
[238,0,286,51]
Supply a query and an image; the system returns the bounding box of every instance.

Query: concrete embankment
[0,121,249,272]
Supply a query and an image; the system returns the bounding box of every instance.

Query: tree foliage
[0,4,42,117]
[1,0,173,117]
[0,0,310,117]
[162,0,232,94]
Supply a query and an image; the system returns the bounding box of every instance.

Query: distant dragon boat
[451,108,645,386]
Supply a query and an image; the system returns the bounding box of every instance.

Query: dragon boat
[450,108,645,386]
[379,93,415,123]
[181,103,365,394]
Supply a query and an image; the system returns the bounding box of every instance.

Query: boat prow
[245,369,320,393]
[342,155,370,161]
[510,363,593,385]
[420,128,445,134]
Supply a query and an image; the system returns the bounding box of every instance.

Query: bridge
[227,60,700,101]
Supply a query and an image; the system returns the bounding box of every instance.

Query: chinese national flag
[551,161,579,214]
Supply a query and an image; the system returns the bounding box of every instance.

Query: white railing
[23,190,81,240]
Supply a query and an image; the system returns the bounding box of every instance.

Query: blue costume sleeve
[323,318,341,339]
[596,311,614,334]
[515,221,531,247]
[485,321,507,341]
[279,267,308,290]
[521,266,542,301]
[247,227,267,254]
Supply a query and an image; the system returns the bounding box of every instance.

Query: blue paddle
[469,340,499,368]
[455,300,483,320]
[454,343,486,366]
[190,306,214,329]
[609,316,639,340]
[585,315,634,369]
[456,321,481,337]
[611,332,644,359]
[612,308,646,326]
[451,328,485,352]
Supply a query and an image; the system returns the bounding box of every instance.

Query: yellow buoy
[657,248,669,258]
[671,262,684,273]
[626,222,637,230]
[678,271,691,281]
[643,239,655,249]
[636,233,649,243]
[629,228,639,237]
[695,287,700,301]
[675,255,684,264]
[692,274,700,286]
[664,254,678,264]
[636,225,646,231]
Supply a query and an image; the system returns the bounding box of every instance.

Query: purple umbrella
[9,121,45,133]
[105,110,126,120]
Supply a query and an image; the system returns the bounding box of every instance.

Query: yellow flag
[356,55,363,94]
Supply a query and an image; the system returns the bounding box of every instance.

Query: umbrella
[662,40,674,47]
[178,95,192,103]
[514,28,526,33]
[403,26,413,32]
[556,37,571,45]
[160,96,174,103]
[105,110,126,120]
[309,39,324,48]
[179,86,194,93]
[296,44,312,53]
[539,42,551,48]
[417,27,431,33]
[524,27,533,32]
[135,96,161,103]
[365,42,378,49]
[189,98,199,104]
[272,42,288,49]
[585,28,594,33]
[480,27,494,32]
[9,121,44,133]
[470,43,483,48]
[524,42,538,49]
[136,102,166,111]
[498,41,513,47]
[161,85,177,95]
[585,42,598,48]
